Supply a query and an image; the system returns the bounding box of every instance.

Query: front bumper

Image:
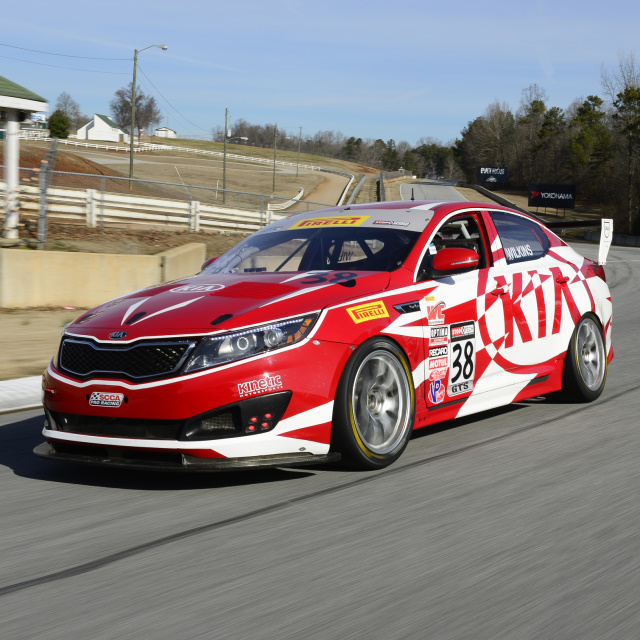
[34,441,340,472]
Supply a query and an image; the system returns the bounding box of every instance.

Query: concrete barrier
[0,243,206,308]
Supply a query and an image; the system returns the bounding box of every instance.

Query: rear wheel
[563,314,607,402]
[332,339,415,470]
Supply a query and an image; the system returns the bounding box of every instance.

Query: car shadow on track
[0,412,315,489]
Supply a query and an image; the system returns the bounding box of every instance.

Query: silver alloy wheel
[576,317,605,391]
[351,350,412,455]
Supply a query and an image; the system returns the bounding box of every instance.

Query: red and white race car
[36,201,613,471]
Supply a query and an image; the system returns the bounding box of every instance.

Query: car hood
[65,271,392,341]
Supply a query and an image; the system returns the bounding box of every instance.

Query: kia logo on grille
[109,331,128,340]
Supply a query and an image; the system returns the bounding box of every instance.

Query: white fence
[5,182,289,233]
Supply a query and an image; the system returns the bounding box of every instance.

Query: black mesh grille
[51,412,184,439]
[59,338,195,381]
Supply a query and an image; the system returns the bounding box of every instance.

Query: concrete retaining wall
[0,243,206,308]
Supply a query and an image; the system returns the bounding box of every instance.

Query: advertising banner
[528,184,576,209]
[477,167,508,183]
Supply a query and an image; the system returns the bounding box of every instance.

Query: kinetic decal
[448,321,475,396]
[347,301,389,324]
[89,392,124,407]
[237,374,283,398]
[289,215,369,229]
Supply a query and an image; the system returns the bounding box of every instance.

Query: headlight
[183,315,318,373]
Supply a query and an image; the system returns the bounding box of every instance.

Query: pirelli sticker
[289,215,370,230]
[347,300,389,324]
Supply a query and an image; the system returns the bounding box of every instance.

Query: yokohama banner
[477,166,508,183]
[529,184,576,208]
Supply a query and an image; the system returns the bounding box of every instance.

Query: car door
[416,211,512,410]
[484,210,570,380]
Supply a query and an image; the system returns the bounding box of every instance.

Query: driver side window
[418,214,487,281]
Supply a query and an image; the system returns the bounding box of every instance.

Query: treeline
[212,120,463,180]
[454,55,640,233]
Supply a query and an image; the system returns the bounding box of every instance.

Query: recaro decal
[289,215,369,229]
[346,301,390,324]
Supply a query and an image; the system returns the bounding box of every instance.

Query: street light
[129,44,168,184]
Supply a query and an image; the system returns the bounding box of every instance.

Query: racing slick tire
[563,313,607,402]
[332,338,415,470]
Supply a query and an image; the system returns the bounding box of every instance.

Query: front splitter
[34,442,340,472]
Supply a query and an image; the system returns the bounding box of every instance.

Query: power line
[0,53,128,74]
[0,42,130,60]
[137,64,210,133]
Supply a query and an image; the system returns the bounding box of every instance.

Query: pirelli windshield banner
[477,166,508,183]
[528,183,576,209]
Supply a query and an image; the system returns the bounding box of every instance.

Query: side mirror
[432,247,479,273]
[200,256,217,272]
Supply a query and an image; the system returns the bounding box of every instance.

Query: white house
[77,114,129,143]
[155,126,177,138]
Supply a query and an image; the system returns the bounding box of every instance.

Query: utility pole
[272,123,278,193]
[296,126,302,178]
[223,108,228,204]
[129,48,138,189]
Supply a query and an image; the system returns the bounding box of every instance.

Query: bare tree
[109,83,162,137]
[54,92,89,131]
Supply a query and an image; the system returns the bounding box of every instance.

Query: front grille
[59,338,196,381]
[51,412,184,439]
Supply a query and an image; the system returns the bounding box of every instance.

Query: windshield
[204,227,421,274]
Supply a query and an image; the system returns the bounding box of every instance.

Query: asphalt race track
[1,242,639,639]
[400,179,467,202]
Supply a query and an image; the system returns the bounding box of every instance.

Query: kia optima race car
[35,201,613,471]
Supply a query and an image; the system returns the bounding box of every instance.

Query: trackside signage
[528,184,576,209]
[477,167,508,184]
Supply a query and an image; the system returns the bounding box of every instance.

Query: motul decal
[238,375,283,398]
[347,301,389,324]
[428,356,448,370]
[89,392,124,407]
[289,215,369,229]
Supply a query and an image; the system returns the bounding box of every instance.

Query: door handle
[491,287,507,296]
[556,276,570,284]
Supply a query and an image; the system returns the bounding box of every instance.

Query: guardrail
[7,181,287,233]
[267,187,304,210]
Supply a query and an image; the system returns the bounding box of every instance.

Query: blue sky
[3,0,639,146]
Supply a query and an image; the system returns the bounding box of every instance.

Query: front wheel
[563,314,607,402]
[332,339,415,470]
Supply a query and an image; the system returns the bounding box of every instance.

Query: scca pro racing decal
[448,321,475,396]
[89,392,124,407]
[238,374,283,398]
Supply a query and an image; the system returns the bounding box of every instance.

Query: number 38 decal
[448,321,476,396]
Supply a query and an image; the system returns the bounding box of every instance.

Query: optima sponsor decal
[170,284,225,293]
[289,215,369,229]
[347,301,389,324]
[238,375,283,398]
[430,325,449,346]
[89,392,124,407]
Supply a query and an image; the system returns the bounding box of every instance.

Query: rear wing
[541,218,613,266]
